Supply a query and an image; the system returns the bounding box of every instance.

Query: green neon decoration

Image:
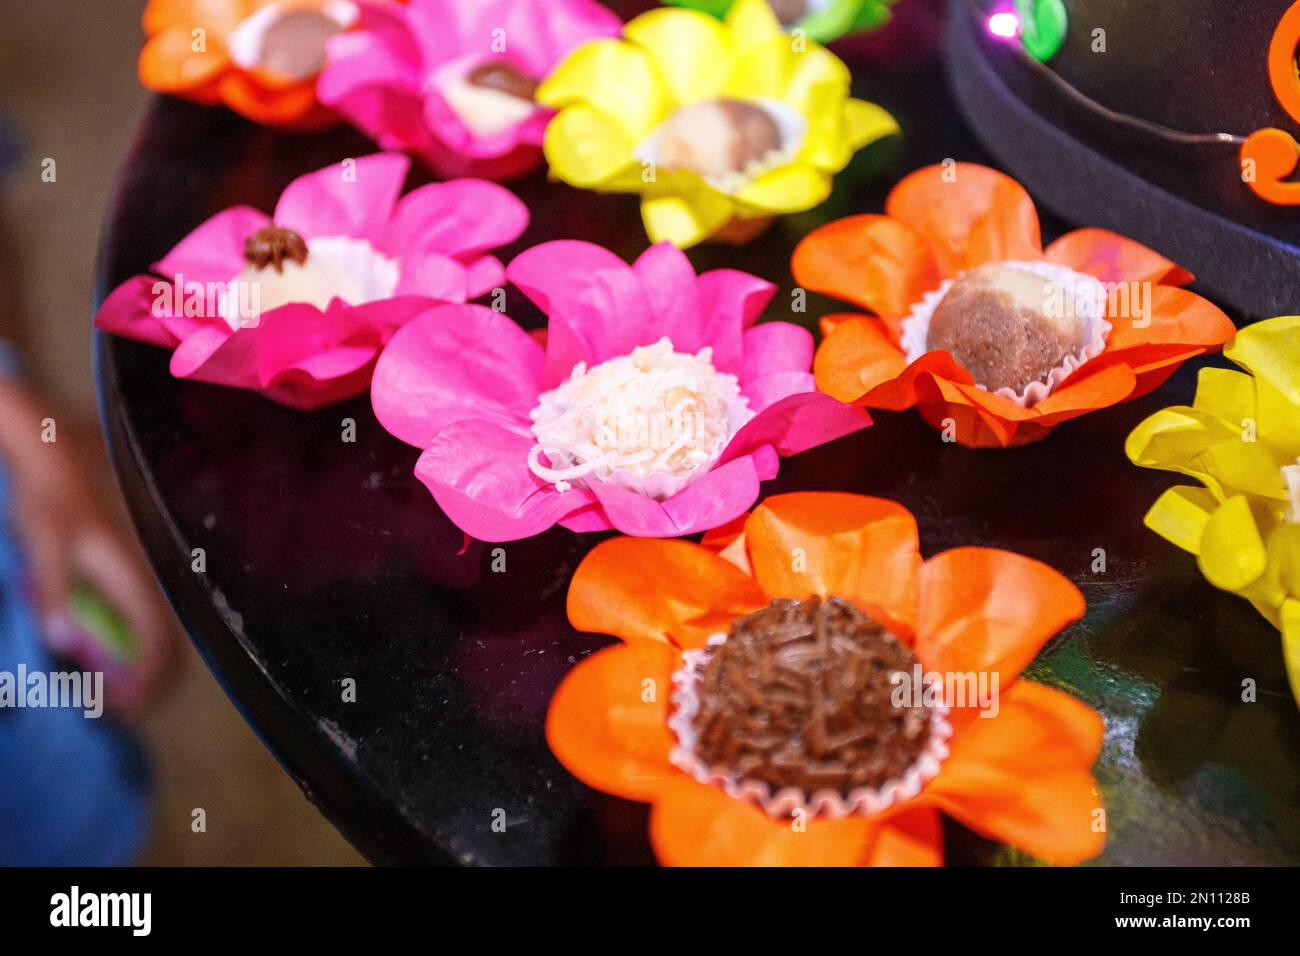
[1015,0,1068,62]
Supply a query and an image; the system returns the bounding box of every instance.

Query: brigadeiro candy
[545,492,1107,866]
[794,162,1235,447]
[95,154,528,409]
[370,240,871,541]
[537,0,897,247]
[138,0,373,129]
[674,596,945,814]
[912,260,1108,401]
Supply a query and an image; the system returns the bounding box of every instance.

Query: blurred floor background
[0,0,364,866]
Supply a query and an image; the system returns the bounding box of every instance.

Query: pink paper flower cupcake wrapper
[96,153,528,409]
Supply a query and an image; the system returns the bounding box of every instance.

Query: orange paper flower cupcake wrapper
[139,0,371,128]
[794,163,1236,447]
[546,492,1106,866]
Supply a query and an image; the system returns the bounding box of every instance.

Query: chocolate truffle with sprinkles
[243,225,308,273]
[688,596,932,797]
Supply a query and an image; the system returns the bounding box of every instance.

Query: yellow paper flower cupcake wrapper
[1126,316,1300,706]
[537,0,898,248]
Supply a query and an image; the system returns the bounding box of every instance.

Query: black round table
[95,6,1300,865]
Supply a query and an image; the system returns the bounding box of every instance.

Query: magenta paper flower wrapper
[318,0,622,181]
[95,154,528,410]
[371,240,872,541]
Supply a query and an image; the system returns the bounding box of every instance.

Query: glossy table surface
[95,4,1300,865]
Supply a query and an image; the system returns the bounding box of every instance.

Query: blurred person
[0,117,175,865]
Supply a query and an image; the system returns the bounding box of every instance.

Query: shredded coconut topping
[528,337,752,499]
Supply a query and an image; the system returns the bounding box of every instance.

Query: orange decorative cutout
[1243,127,1300,205]
[1245,1,1300,203]
[1268,1,1300,124]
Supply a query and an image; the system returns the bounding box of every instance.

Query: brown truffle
[689,596,932,796]
[243,225,308,273]
[467,60,539,101]
[768,0,811,26]
[657,98,782,180]
[926,264,1085,394]
[258,9,342,79]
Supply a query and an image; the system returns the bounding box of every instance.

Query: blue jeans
[0,473,151,865]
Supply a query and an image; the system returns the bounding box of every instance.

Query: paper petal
[792,214,942,329]
[914,547,1085,690]
[274,153,410,243]
[649,775,879,866]
[415,418,595,541]
[1143,485,1218,557]
[152,205,270,286]
[567,536,765,650]
[1198,494,1269,592]
[742,492,922,634]
[742,322,813,396]
[586,454,764,537]
[721,391,871,464]
[1044,228,1193,286]
[884,162,1042,274]
[95,275,186,349]
[371,304,543,448]
[921,681,1104,866]
[506,240,653,384]
[381,178,529,261]
[545,642,681,803]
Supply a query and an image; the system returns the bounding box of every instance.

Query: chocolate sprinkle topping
[467,61,539,101]
[243,225,308,273]
[689,596,932,796]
